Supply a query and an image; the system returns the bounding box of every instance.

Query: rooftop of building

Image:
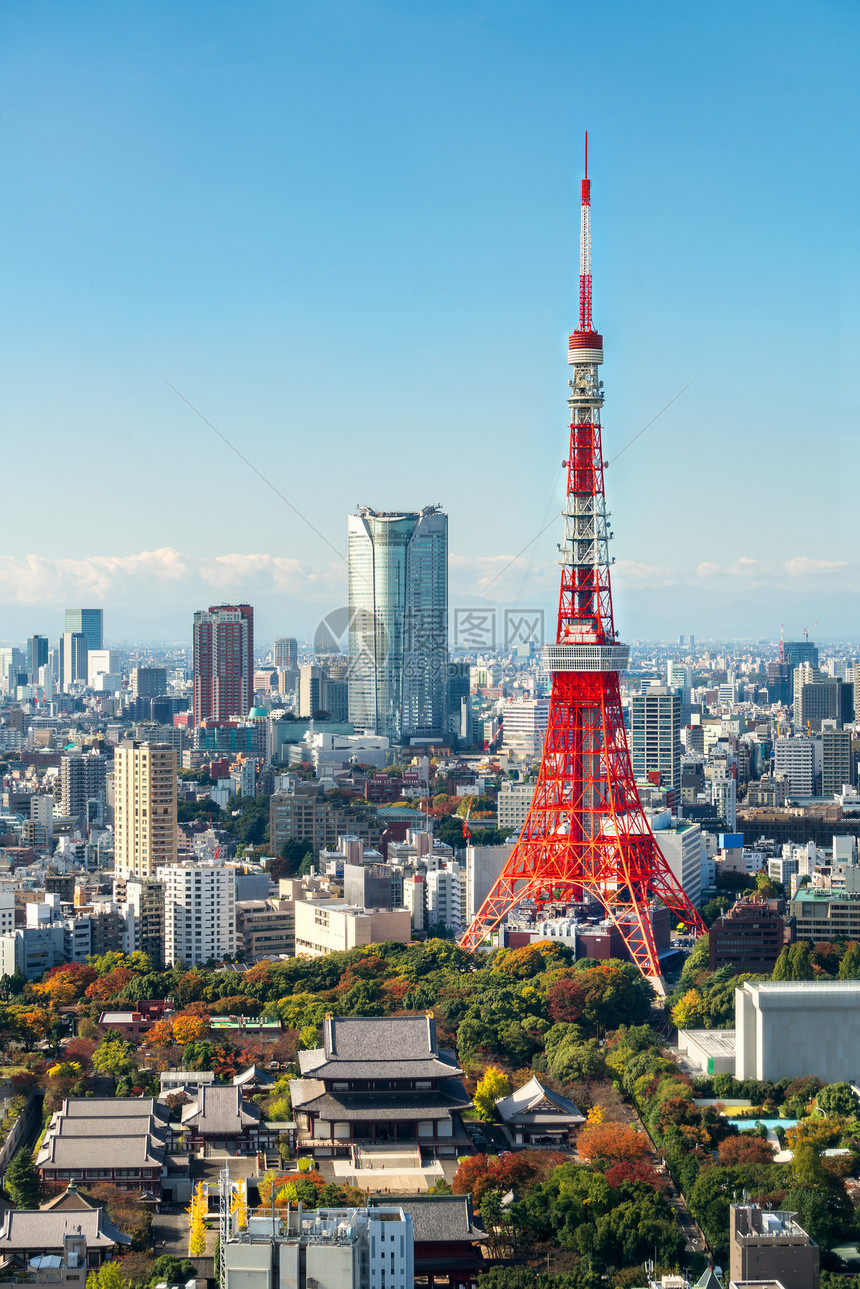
[677,1029,737,1057]
[0,1209,131,1251]
[793,887,860,902]
[495,1075,584,1125]
[368,1194,485,1243]
[740,980,860,997]
[732,1204,811,1240]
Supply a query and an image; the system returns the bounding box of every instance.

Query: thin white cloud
[0,548,344,607]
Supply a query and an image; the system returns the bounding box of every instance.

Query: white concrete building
[651,817,704,907]
[425,865,464,935]
[156,857,235,967]
[497,780,535,832]
[502,699,549,756]
[293,900,411,958]
[465,842,514,920]
[224,1207,414,1289]
[736,980,860,1083]
[87,649,121,687]
[774,737,817,797]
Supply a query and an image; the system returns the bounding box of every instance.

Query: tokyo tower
[460,138,705,986]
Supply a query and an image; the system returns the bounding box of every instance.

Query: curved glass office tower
[348,506,448,744]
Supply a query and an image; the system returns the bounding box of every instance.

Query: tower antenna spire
[579,131,592,331]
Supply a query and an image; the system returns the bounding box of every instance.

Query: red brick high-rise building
[192,604,254,725]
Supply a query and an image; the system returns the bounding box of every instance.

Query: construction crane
[803,622,818,642]
[461,795,474,845]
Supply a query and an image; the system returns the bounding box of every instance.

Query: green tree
[755,872,777,898]
[183,1040,215,1071]
[787,941,814,980]
[838,942,860,979]
[547,1037,607,1084]
[782,1185,853,1253]
[91,1037,137,1082]
[816,1082,860,1118]
[474,1066,512,1120]
[4,1146,40,1208]
[771,946,791,980]
[149,1257,197,1286]
[86,1266,127,1289]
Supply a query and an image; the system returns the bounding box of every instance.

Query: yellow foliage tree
[586,1104,605,1125]
[670,989,704,1029]
[474,1065,512,1121]
[230,1186,248,1231]
[187,1182,207,1256]
[173,1015,208,1046]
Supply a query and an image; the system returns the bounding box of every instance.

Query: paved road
[151,1209,195,1257]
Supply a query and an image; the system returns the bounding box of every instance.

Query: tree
[172,1015,208,1045]
[717,1134,774,1167]
[147,1019,175,1047]
[474,1066,512,1120]
[576,1121,650,1167]
[149,1256,197,1285]
[5,1145,40,1208]
[14,1007,50,1050]
[547,1038,607,1085]
[91,1037,137,1082]
[817,1082,860,1118]
[86,1265,127,1289]
[187,1182,207,1256]
[183,1041,214,1071]
[771,946,792,980]
[787,942,814,980]
[670,988,705,1029]
[755,872,777,899]
[838,942,860,980]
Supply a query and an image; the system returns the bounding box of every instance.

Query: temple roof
[290,1077,471,1122]
[181,1085,260,1134]
[298,1015,462,1080]
[0,1209,131,1252]
[495,1076,585,1126]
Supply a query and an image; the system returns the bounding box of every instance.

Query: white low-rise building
[736,980,860,1084]
[293,900,411,957]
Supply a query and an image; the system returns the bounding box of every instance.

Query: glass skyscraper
[348,506,448,744]
[65,608,103,653]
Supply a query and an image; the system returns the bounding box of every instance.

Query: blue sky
[1,0,858,646]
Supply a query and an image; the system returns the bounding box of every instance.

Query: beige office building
[293,900,411,957]
[114,740,178,878]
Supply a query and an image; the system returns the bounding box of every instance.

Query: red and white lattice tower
[460,138,705,986]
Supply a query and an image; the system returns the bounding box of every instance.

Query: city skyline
[1,1,858,643]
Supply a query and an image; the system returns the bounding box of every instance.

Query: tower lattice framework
[460,139,705,983]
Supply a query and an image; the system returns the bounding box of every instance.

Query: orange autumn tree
[84,968,136,1002]
[147,1019,175,1047]
[172,1015,209,1045]
[577,1120,650,1166]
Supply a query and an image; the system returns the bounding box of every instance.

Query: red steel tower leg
[460,138,705,988]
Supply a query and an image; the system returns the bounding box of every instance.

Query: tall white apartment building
[774,737,816,797]
[630,686,681,791]
[114,741,178,879]
[502,698,549,756]
[710,771,737,832]
[157,858,235,967]
[425,864,464,935]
